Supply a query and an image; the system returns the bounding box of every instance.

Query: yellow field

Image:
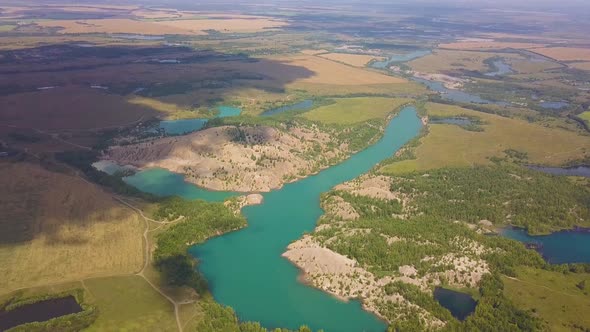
[531,47,590,61]
[37,16,287,35]
[381,103,590,174]
[300,49,330,55]
[408,49,523,73]
[569,62,590,71]
[439,41,544,50]
[302,97,412,124]
[0,162,143,294]
[84,276,178,332]
[232,55,407,86]
[317,53,384,67]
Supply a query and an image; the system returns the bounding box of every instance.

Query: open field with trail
[83,275,179,332]
[381,103,590,174]
[530,47,590,61]
[0,161,144,294]
[302,97,411,124]
[36,16,287,35]
[408,49,524,73]
[439,39,545,51]
[317,53,384,67]
[503,267,590,332]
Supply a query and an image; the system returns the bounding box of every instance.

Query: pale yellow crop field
[531,47,590,61]
[0,162,143,294]
[317,53,385,67]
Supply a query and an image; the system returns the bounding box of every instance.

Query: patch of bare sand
[106,125,346,192]
[283,235,444,327]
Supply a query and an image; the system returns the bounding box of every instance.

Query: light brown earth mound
[106,125,347,192]
[283,235,445,328]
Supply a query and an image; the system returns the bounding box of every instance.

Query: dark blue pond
[528,165,590,177]
[412,77,510,106]
[261,100,314,116]
[539,101,569,109]
[501,227,590,264]
[370,50,432,69]
[433,287,477,321]
[430,117,473,126]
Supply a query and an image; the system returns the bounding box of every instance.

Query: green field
[503,267,590,332]
[381,103,590,174]
[0,25,15,32]
[84,276,178,332]
[580,111,590,124]
[301,97,412,124]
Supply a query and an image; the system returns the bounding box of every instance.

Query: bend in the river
[127,107,423,331]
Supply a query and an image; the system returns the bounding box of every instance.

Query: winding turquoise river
[125,107,422,331]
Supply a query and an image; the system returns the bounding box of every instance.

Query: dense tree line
[195,301,322,332]
[55,150,157,200]
[153,197,246,293]
[393,164,590,234]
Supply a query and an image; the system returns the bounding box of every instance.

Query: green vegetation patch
[392,165,590,234]
[0,25,16,32]
[84,275,177,332]
[503,267,590,332]
[153,198,246,292]
[301,97,411,124]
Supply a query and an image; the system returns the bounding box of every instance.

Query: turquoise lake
[124,168,237,201]
[501,227,590,264]
[155,105,242,135]
[124,106,422,331]
[370,50,431,69]
[261,100,314,116]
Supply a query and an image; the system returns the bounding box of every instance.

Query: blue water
[485,59,514,77]
[91,160,135,175]
[433,287,476,321]
[261,100,314,116]
[501,227,590,264]
[123,107,421,331]
[430,117,473,126]
[539,101,569,110]
[412,77,510,106]
[111,34,165,40]
[370,50,431,68]
[528,165,590,177]
[155,105,242,135]
[124,168,238,201]
[190,107,421,332]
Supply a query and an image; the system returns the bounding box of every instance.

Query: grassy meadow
[0,162,144,294]
[381,103,590,174]
[503,267,590,332]
[83,276,178,332]
[302,97,412,124]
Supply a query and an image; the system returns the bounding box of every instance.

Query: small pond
[433,287,477,321]
[91,160,136,175]
[528,165,590,178]
[430,117,473,126]
[485,59,514,77]
[539,101,569,110]
[123,168,238,201]
[111,34,165,40]
[501,227,590,264]
[152,105,242,135]
[0,296,82,331]
[412,77,510,106]
[261,100,314,116]
[370,50,431,68]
